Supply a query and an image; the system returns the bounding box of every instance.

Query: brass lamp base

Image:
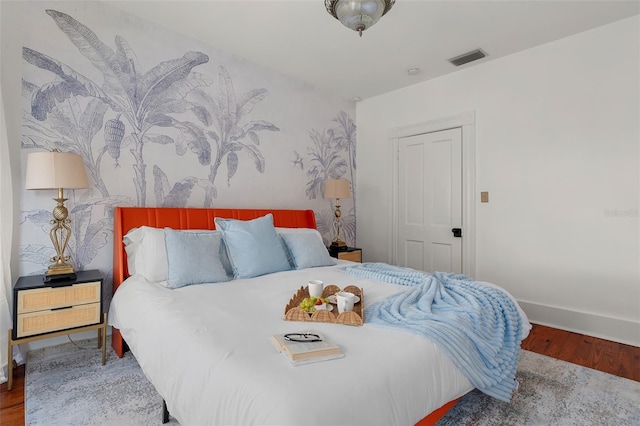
[43,187,77,283]
[330,239,348,251]
[44,263,76,283]
[46,263,74,275]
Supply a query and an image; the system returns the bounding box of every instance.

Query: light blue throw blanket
[344,262,522,402]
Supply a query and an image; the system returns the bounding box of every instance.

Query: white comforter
[109,261,530,425]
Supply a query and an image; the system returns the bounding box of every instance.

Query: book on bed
[271,330,344,365]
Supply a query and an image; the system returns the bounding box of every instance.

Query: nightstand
[7,269,106,390]
[329,247,362,263]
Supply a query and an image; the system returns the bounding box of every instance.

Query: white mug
[308,280,324,298]
[336,291,355,314]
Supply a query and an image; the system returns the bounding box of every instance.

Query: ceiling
[112,1,640,101]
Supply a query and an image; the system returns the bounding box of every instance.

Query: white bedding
[109,261,530,425]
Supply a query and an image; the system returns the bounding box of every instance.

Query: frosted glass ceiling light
[325,0,395,37]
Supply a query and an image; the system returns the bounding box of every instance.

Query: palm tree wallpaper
[19,3,355,302]
[297,112,357,246]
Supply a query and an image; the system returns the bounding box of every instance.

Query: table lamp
[324,178,351,250]
[25,150,89,281]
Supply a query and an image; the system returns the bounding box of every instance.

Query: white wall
[356,16,640,346]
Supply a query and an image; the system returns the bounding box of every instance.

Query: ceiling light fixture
[325,0,395,37]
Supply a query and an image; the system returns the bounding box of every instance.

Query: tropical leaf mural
[305,128,348,199]
[20,9,213,277]
[331,111,357,215]
[296,111,356,245]
[25,9,211,207]
[184,66,280,207]
[18,4,354,295]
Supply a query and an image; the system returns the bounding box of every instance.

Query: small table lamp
[25,151,89,281]
[324,178,351,250]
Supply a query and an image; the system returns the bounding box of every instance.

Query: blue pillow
[164,229,231,289]
[281,233,337,270]
[214,214,291,279]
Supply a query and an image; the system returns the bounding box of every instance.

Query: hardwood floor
[1,324,638,425]
[520,324,640,382]
[0,365,25,426]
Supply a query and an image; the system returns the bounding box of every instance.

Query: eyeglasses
[284,333,322,343]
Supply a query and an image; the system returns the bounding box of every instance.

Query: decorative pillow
[280,232,336,270]
[123,226,168,282]
[214,214,291,279]
[124,226,233,284]
[164,228,231,289]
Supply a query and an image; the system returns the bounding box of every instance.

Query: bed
[108,207,531,425]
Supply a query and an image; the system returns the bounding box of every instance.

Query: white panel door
[397,128,462,273]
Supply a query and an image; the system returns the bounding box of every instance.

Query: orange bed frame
[110,206,459,425]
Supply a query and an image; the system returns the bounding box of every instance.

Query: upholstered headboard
[111,206,316,356]
[113,207,317,290]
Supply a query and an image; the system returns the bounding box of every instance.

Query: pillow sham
[123,226,168,283]
[214,213,291,279]
[280,232,336,270]
[164,228,230,289]
[275,227,325,244]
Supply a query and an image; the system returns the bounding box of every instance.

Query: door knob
[452,228,462,238]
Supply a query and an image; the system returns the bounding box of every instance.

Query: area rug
[25,338,178,425]
[26,339,639,425]
[437,350,640,425]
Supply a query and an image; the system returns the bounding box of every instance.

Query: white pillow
[123,226,168,282]
[275,227,325,244]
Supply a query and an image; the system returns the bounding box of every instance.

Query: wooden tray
[284,284,364,326]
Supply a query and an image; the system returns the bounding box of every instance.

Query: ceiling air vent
[448,49,487,67]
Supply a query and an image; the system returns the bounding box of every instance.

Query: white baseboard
[518,300,640,347]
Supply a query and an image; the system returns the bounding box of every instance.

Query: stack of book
[270,330,344,365]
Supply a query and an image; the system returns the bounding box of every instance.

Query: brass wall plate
[481,192,489,203]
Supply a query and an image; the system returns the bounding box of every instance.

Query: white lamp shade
[25,151,89,190]
[324,178,351,199]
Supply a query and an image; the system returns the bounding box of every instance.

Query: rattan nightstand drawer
[17,281,101,314]
[337,250,362,262]
[16,302,101,338]
[328,247,362,263]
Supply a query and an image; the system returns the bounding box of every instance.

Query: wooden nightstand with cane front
[7,269,106,390]
[329,247,362,263]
